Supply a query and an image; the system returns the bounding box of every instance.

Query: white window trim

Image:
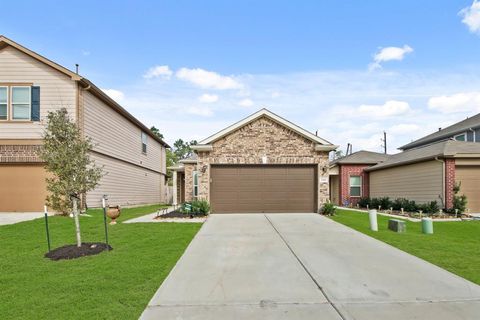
[11,86,31,121]
[192,171,199,198]
[141,132,148,154]
[349,175,362,197]
[454,132,467,141]
[0,86,8,121]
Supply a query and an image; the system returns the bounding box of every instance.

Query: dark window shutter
[31,86,40,121]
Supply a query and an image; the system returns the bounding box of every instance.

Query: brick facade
[445,158,455,209]
[0,145,43,163]
[186,116,330,211]
[338,164,370,206]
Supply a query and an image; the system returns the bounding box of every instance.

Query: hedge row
[357,197,440,214]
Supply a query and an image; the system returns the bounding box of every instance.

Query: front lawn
[0,204,202,320]
[331,209,480,285]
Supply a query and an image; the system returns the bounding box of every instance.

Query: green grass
[331,209,480,285]
[0,204,202,320]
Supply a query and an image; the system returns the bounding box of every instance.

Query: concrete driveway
[141,214,480,320]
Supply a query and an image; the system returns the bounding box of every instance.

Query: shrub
[370,198,380,209]
[358,197,370,208]
[191,199,211,215]
[321,202,336,216]
[448,183,467,215]
[393,198,417,212]
[379,197,392,210]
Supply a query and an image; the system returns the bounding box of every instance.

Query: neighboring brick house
[0,36,169,212]
[329,151,389,206]
[170,108,338,213]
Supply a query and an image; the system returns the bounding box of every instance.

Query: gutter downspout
[434,156,445,208]
[469,128,475,142]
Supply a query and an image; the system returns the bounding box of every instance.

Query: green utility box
[422,218,433,234]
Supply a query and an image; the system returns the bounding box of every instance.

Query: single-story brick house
[169,108,338,213]
[330,141,480,213]
[329,151,389,206]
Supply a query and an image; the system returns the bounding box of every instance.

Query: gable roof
[196,108,337,150]
[399,113,480,150]
[366,140,480,172]
[330,150,390,166]
[0,35,170,148]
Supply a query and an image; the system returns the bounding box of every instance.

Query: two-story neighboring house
[0,36,169,212]
[399,113,480,151]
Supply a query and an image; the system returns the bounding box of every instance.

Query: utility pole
[381,131,387,154]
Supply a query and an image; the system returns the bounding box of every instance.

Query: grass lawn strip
[0,204,202,320]
[331,208,480,285]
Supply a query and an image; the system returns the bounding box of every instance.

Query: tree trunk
[73,197,82,247]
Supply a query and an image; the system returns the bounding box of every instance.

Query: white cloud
[143,65,173,79]
[101,89,124,102]
[81,50,90,56]
[369,45,413,70]
[238,98,254,107]
[198,93,219,103]
[176,67,243,90]
[428,92,480,113]
[389,123,420,134]
[357,100,411,118]
[459,0,480,34]
[184,106,214,117]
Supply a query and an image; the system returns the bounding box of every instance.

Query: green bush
[191,199,210,215]
[370,198,380,209]
[358,197,370,208]
[321,202,336,216]
[446,183,468,215]
[392,198,417,212]
[379,197,392,209]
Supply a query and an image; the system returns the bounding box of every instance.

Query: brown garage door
[456,166,480,213]
[0,164,48,212]
[210,165,316,213]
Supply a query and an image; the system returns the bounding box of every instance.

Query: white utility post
[172,170,178,206]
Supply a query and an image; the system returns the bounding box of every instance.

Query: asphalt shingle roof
[330,150,390,166]
[366,140,480,171]
[399,113,480,150]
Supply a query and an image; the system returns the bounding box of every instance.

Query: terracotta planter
[107,206,121,224]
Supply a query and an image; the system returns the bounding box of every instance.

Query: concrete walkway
[141,214,480,320]
[0,212,46,226]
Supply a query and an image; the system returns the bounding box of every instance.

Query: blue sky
[2,1,480,152]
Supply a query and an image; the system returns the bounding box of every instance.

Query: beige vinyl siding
[330,175,339,205]
[0,46,77,139]
[370,160,443,204]
[455,165,480,213]
[86,152,164,207]
[83,91,164,174]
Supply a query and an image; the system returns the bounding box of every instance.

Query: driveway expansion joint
[264,214,347,320]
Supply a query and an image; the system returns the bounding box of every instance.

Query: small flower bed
[354,196,467,219]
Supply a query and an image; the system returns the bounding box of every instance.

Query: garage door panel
[0,165,48,212]
[211,165,315,213]
[456,166,480,213]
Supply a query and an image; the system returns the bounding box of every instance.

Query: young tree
[41,108,103,247]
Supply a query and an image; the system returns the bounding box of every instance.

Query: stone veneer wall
[0,145,42,163]
[188,116,330,211]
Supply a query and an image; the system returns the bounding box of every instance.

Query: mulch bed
[45,242,112,261]
[156,210,207,219]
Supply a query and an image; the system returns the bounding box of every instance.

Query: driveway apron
[141,213,480,320]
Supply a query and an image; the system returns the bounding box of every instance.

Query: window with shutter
[0,86,7,120]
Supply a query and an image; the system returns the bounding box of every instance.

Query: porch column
[172,170,178,206]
